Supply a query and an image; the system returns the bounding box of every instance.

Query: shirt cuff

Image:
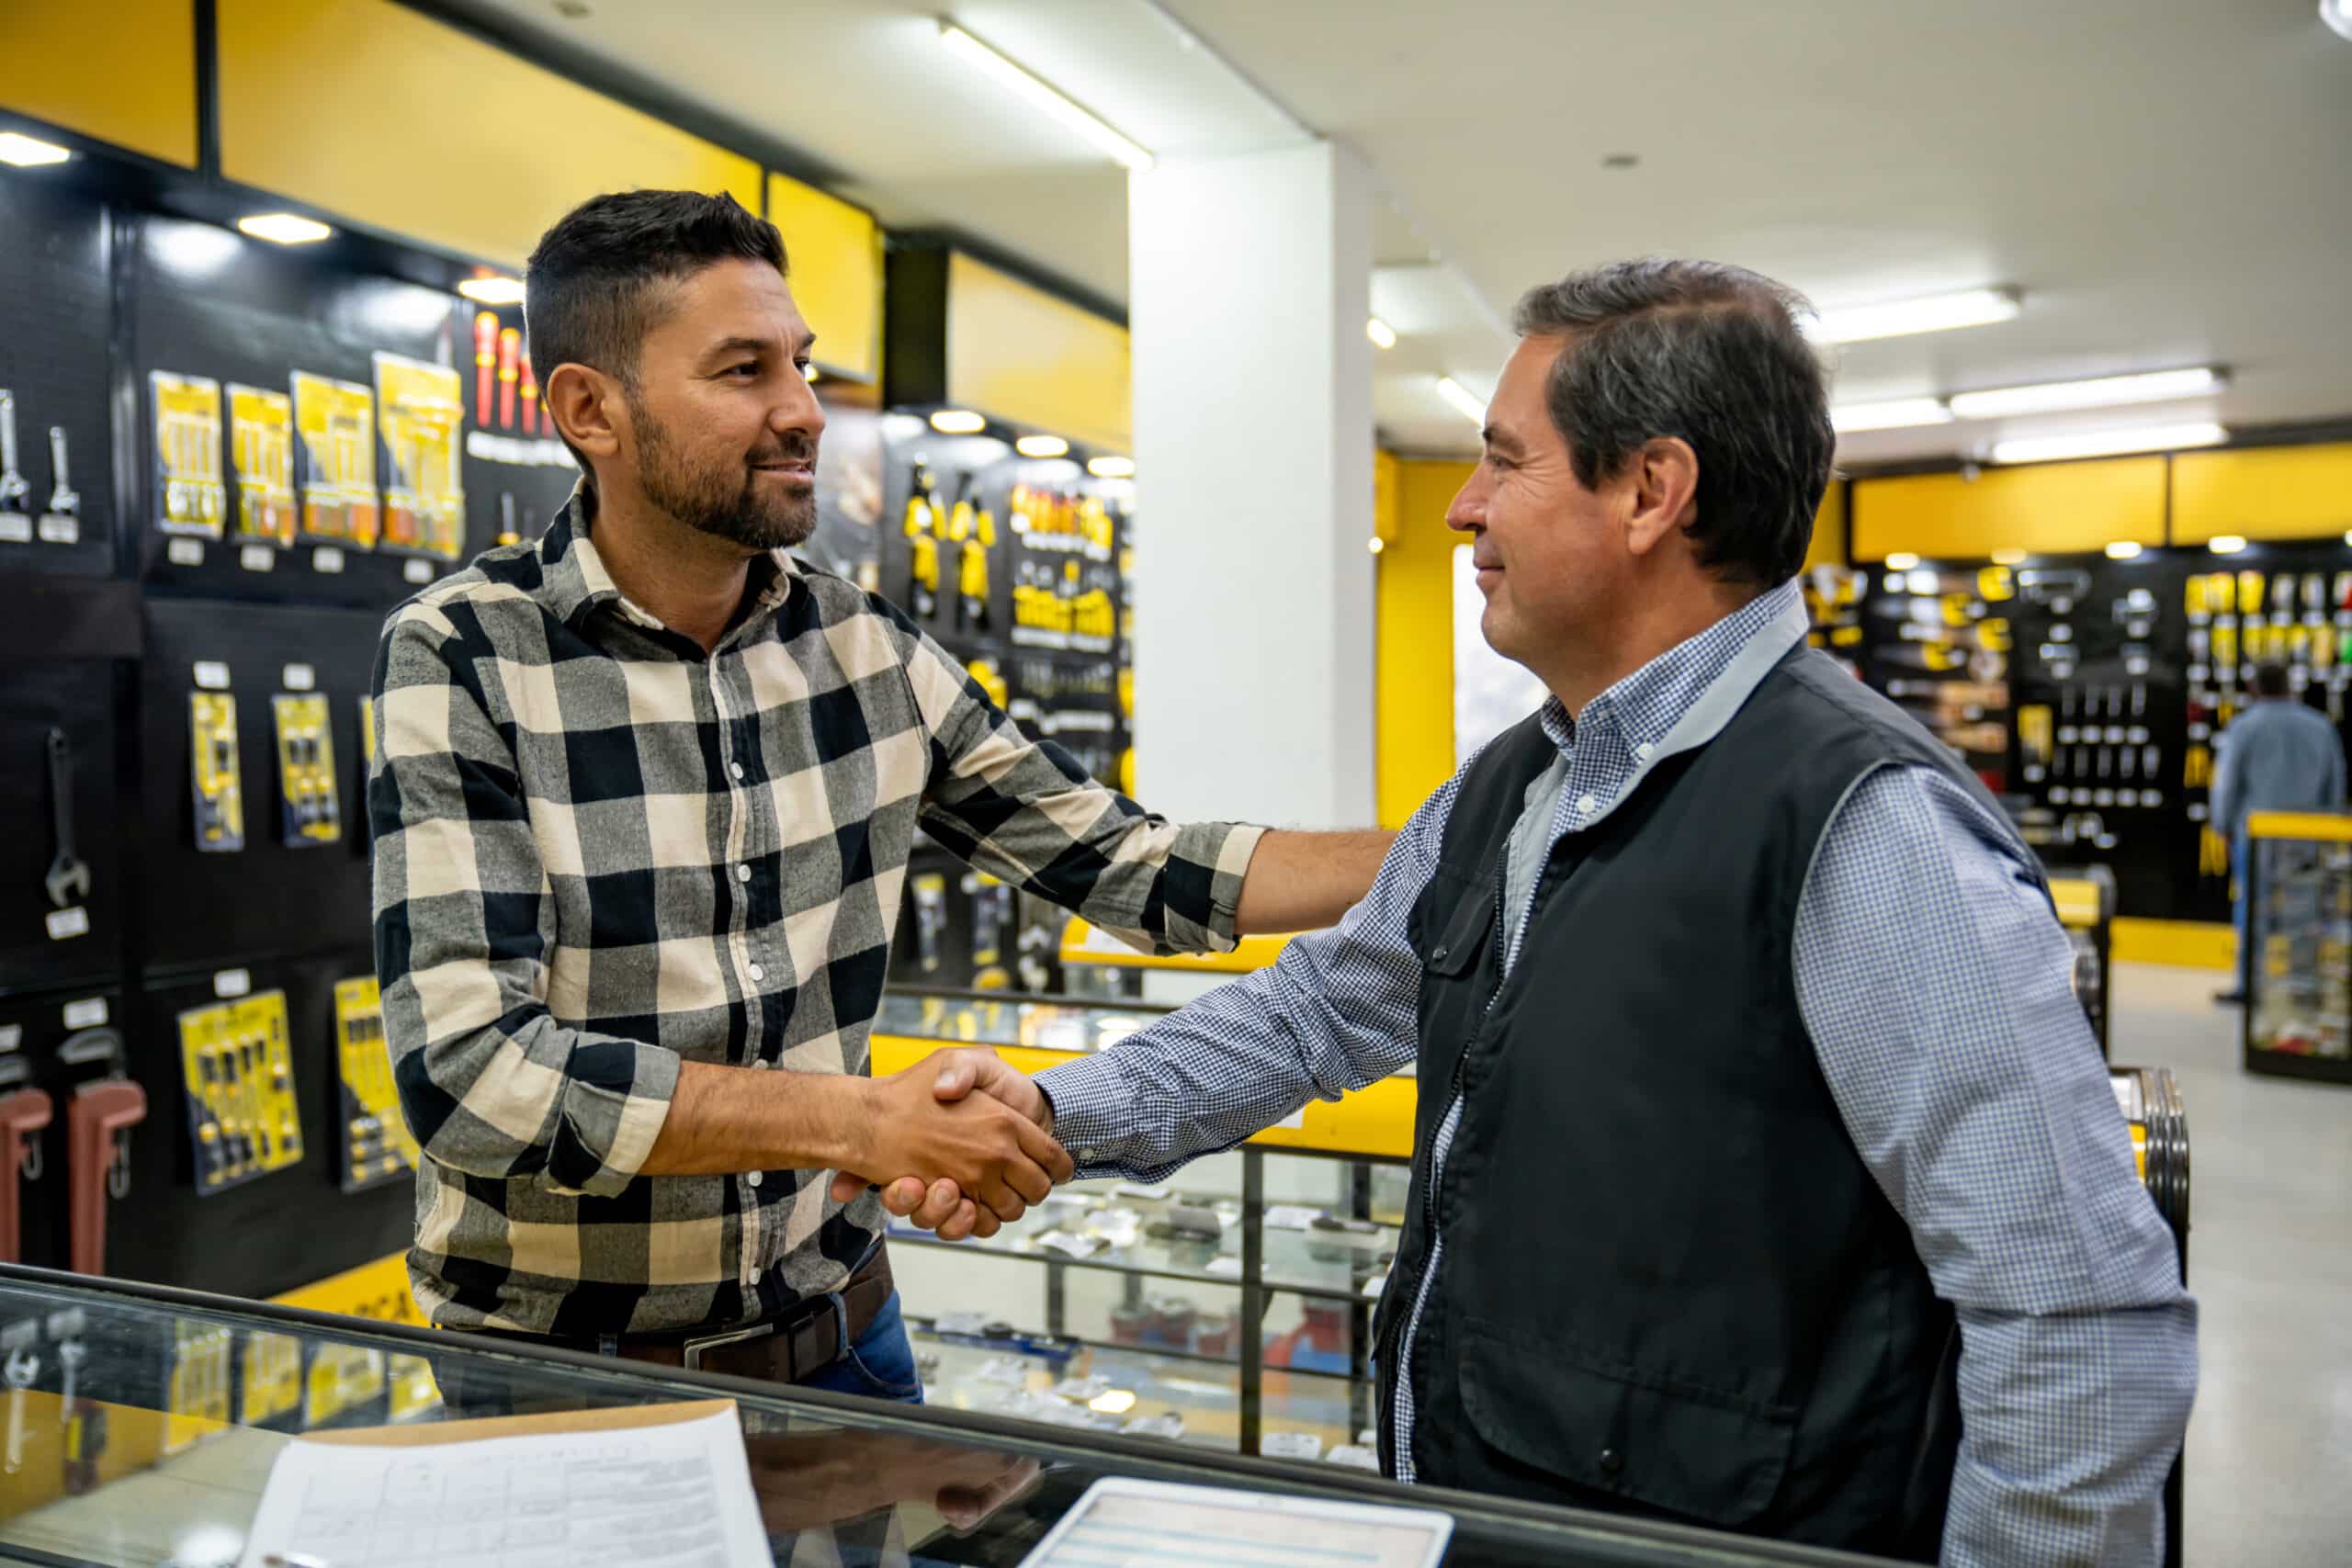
[1034,1055,1137,1179]
[1159,820,1269,953]
[543,1038,681,1198]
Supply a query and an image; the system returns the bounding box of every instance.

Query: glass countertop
[0,1264,1903,1568]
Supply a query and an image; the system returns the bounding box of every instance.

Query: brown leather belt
[471,1245,895,1386]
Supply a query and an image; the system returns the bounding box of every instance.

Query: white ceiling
[444,0,2352,462]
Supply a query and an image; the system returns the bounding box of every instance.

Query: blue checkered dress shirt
[1039,578,2197,1566]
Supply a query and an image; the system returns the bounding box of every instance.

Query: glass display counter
[2240,810,2352,1085]
[0,1263,1917,1568]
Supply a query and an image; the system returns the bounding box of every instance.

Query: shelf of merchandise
[2238,811,2352,1085]
[2048,871,2116,1054]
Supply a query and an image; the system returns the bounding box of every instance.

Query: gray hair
[1513,258,1834,586]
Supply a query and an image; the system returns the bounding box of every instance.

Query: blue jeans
[799,1289,924,1404]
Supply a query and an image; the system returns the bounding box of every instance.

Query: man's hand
[831,1050,1056,1240]
[831,1050,1068,1238]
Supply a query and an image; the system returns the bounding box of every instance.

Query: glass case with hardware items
[2240,811,2352,1085]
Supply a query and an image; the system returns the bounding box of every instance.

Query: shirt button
[748,964,765,983]
[747,1171,763,1189]
[1599,1447,1624,1477]
[1577,793,1599,814]
[1080,1148,1100,1162]
[1634,743,1655,761]
[729,762,745,781]
[736,863,752,883]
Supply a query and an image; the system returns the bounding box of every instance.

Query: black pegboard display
[0,175,117,581]
[138,600,383,976]
[0,661,127,995]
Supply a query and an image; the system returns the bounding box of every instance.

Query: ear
[542,363,625,465]
[1622,436,1701,559]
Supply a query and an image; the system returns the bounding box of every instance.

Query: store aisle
[2111,963,2351,1566]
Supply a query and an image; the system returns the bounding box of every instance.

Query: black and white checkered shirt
[369,489,1262,1337]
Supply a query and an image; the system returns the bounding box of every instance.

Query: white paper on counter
[236,1401,764,1568]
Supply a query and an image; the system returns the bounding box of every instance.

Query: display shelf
[2239,810,2352,1085]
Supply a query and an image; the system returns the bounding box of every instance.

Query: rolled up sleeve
[369,606,678,1198]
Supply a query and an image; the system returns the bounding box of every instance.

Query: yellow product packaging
[374,353,467,560]
[290,370,379,547]
[226,383,297,547]
[151,371,227,538]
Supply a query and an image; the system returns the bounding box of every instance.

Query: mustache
[748,433,819,466]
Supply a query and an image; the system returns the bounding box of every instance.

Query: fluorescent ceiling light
[937,20,1154,170]
[929,409,986,434]
[456,276,525,305]
[2106,541,2144,560]
[1808,288,2020,345]
[237,212,334,245]
[1884,552,1921,570]
[1831,398,1952,434]
[1989,422,2227,465]
[0,132,72,167]
[1016,434,1069,458]
[2209,535,2248,555]
[1991,547,2029,566]
[1950,367,2222,421]
[1087,454,1135,479]
[1435,377,1487,425]
[1366,316,1397,350]
[2325,2,2352,44]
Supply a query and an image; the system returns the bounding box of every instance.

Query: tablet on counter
[1018,1476,1456,1568]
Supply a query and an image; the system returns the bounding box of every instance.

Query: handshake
[828,1048,1074,1241]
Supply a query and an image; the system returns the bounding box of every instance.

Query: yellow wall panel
[1377,459,1474,829]
[0,0,198,167]
[1804,479,1848,570]
[1852,457,2166,561]
[219,0,761,267]
[766,174,881,385]
[946,254,1131,451]
[2171,444,2352,544]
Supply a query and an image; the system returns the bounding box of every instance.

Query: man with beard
[368,190,1392,1403]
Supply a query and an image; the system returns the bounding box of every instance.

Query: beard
[631,394,819,550]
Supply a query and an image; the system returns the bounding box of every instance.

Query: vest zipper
[1383,864,1514,1466]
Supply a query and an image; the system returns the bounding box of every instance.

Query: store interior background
[0,0,2346,1562]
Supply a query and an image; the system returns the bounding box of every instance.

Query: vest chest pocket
[1412,869,1495,980]
[1456,1315,1796,1529]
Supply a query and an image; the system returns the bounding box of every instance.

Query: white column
[1126,141,1377,829]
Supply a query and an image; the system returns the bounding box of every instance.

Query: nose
[1445,472,1487,535]
[775,373,827,441]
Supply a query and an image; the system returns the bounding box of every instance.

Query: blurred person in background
[2211,660,2347,1003]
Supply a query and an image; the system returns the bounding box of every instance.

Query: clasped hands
[830,1048,1069,1240]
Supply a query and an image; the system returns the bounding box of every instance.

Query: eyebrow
[1482,423,1524,457]
[699,332,818,367]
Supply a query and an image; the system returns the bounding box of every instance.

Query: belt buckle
[679,1291,845,1377]
[679,1319,778,1373]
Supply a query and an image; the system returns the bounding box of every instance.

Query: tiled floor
[2112,962,2351,1566]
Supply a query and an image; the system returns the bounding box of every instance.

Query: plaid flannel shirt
[369,490,1262,1337]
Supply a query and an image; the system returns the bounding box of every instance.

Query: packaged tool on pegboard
[149,373,228,540]
[374,353,466,561]
[967,873,1014,990]
[902,461,944,619]
[0,391,30,546]
[177,987,303,1194]
[946,477,997,629]
[32,423,81,547]
[187,687,245,853]
[162,1321,231,1455]
[910,873,949,976]
[334,976,416,1193]
[227,383,297,548]
[270,691,342,847]
[290,370,378,549]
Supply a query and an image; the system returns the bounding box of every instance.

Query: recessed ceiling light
[1830,398,1951,434]
[237,212,334,245]
[1808,288,2020,345]
[803,364,820,383]
[1884,552,1921,571]
[1016,434,1069,458]
[929,409,986,434]
[1365,316,1397,350]
[456,276,525,305]
[1367,536,1385,555]
[2106,541,2144,560]
[1950,367,2222,421]
[1435,377,1487,425]
[2209,535,2248,556]
[0,132,72,168]
[1088,455,1135,479]
[1991,547,2029,566]
[1988,422,2227,465]
[937,20,1153,170]
[2324,1,2352,43]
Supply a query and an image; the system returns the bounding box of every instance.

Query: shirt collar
[1534,577,1811,829]
[537,482,797,638]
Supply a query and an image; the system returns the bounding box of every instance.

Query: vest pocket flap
[1456,1317,1796,1528]
[1414,876,1494,978]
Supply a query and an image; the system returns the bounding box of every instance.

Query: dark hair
[1512,258,1834,587]
[2253,661,2293,699]
[524,189,786,394]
